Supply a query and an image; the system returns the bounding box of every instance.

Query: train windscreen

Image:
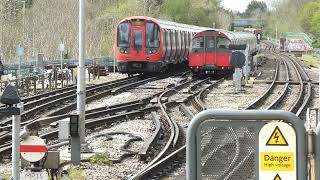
[191,37,204,52]
[146,23,160,48]
[118,22,130,47]
[216,37,230,52]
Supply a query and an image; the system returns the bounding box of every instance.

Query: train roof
[118,16,211,32]
[194,29,257,44]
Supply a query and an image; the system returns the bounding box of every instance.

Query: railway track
[130,78,224,179]
[0,76,142,123]
[135,42,314,179]
[0,71,191,154]
[0,41,315,179]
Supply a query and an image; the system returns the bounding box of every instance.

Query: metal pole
[318,65,320,180]
[244,45,249,83]
[60,50,63,72]
[276,23,278,42]
[113,47,116,73]
[22,1,25,46]
[12,103,23,180]
[77,0,86,144]
[19,56,22,79]
[12,114,20,180]
[316,123,320,180]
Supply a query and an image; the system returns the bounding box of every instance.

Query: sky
[221,0,275,12]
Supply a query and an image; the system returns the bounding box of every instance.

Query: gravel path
[205,80,269,109]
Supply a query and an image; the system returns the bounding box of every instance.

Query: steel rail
[0,106,158,154]
[282,54,312,116]
[266,59,290,109]
[247,60,280,109]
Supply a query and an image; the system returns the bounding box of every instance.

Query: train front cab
[116,18,163,75]
[189,31,233,76]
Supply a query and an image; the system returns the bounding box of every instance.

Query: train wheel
[127,73,133,78]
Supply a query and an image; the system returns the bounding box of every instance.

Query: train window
[191,36,204,52]
[162,30,166,57]
[134,30,142,49]
[118,22,130,47]
[216,37,230,51]
[146,23,160,48]
[166,30,171,52]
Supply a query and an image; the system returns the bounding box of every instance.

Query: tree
[299,1,320,47]
[243,1,267,18]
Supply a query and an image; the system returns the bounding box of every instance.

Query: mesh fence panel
[200,123,257,180]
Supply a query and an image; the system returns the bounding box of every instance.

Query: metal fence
[187,109,307,180]
[2,56,117,76]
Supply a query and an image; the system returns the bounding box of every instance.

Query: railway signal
[0,84,23,180]
[230,50,246,91]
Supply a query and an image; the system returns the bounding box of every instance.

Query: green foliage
[243,0,267,17]
[0,172,10,180]
[298,1,320,47]
[301,54,320,67]
[67,167,86,180]
[89,152,110,166]
[162,0,221,27]
[163,0,191,23]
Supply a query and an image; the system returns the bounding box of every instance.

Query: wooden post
[61,70,64,88]
[93,66,96,80]
[88,67,91,82]
[49,73,52,91]
[66,70,69,85]
[71,68,74,84]
[54,68,58,89]
[26,77,30,96]
[97,67,100,79]
[33,76,37,95]
[41,75,45,91]
[20,79,24,95]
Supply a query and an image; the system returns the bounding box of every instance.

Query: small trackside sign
[20,136,47,162]
[259,122,296,180]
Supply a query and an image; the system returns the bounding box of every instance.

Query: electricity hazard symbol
[266,126,288,146]
[274,174,282,180]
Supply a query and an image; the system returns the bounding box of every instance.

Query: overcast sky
[221,0,276,12]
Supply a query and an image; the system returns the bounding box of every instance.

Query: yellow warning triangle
[274,174,282,180]
[266,126,288,146]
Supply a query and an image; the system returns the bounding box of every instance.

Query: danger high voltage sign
[259,122,296,180]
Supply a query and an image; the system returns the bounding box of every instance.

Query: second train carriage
[188,30,258,76]
[115,16,210,76]
[244,28,262,43]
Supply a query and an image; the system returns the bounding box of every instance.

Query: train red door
[216,36,231,68]
[131,26,146,62]
[204,36,216,66]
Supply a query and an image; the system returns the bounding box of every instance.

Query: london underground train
[189,30,258,76]
[115,16,210,76]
